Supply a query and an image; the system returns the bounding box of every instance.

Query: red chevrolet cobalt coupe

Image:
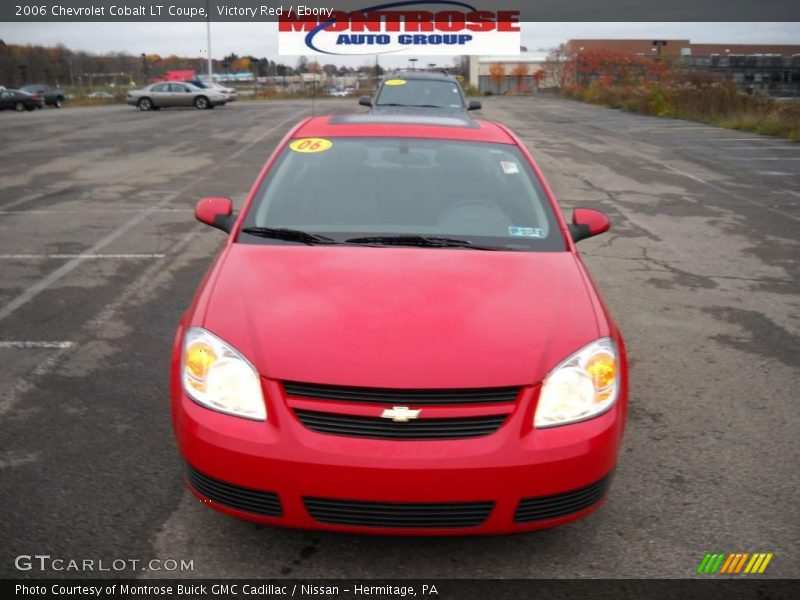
[172,113,628,534]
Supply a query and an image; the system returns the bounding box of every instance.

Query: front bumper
[173,379,626,535]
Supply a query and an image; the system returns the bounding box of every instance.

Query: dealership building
[472,40,800,96]
[467,52,554,94]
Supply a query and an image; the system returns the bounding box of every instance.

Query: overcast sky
[1,22,798,68]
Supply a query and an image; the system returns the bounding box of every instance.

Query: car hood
[201,245,601,388]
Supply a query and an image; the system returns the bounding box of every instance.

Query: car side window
[170,84,188,93]
[152,83,170,92]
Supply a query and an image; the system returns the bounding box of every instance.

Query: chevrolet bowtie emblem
[380,406,421,422]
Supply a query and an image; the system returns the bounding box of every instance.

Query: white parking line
[0,209,193,215]
[723,147,800,150]
[639,126,718,131]
[700,138,790,141]
[0,341,74,349]
[0,107,308,324]
[0,254,165,259]
[662,159,799,222]
[679,147,800,151]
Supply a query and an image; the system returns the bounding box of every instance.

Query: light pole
[206,0,213,81]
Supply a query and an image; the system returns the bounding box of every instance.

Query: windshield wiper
[344,235,502,251]
[240,227,338,245]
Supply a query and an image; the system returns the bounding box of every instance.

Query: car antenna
[311,54,317,117]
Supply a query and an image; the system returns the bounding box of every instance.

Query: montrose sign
[278,1,521,56]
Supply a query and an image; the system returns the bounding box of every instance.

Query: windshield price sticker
[501,161,520,174]
[509,226,545,238]
[384,79,407,86]
[289,138,333,153]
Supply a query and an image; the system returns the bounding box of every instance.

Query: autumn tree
[574,49,674,87]
[544,45,574,89]
[488,63,506,94]
[511,63,529,93]
[230,57,252,72]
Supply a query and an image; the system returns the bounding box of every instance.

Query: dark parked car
[0,89,43,112]
[20,84,65,108]
[359,69,480,115]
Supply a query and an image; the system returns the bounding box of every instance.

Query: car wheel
[194,96,209,110]
[14,101,24,112]
[54,97,64,108]
[137,97,153,111]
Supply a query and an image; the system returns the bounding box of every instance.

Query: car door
[0,90,14,109]
[149,83,171,107]
[170,83,193,107]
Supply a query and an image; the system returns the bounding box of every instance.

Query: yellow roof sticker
[289,138,333,153]
[384,79,407,86]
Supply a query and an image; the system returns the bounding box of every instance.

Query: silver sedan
[126,82,228,111]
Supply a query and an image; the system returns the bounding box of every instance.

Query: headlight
[182,327,266,420]
[534,338,619,428]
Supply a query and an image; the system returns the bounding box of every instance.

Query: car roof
[382,70,457,82]
[293,115,514,144]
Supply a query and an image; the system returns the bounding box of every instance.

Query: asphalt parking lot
[0,96,797,579]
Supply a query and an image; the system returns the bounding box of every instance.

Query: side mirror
[358,95,372,107]
[569,208,610,243]
[195,197,234,232]
[467,99,482,111]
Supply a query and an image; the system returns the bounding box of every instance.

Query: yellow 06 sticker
[289,138,333,153]
[384,79,407,86]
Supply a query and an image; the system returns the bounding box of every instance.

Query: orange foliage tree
[230,57,252,72]
[511,63,529,93]
[488,63,506,94]
[575,49,673,87]
[532,69,545,90]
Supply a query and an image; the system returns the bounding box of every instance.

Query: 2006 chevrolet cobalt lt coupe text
[171,113,628,534]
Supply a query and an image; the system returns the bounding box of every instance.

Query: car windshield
[376,79,464,109]
[242,137,564,252]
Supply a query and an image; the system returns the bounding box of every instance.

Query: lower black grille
[304,497,494,528]
[514,473,613,523]
[294,409,507,440]
[185,463,282,517]
[283,381,521,406]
